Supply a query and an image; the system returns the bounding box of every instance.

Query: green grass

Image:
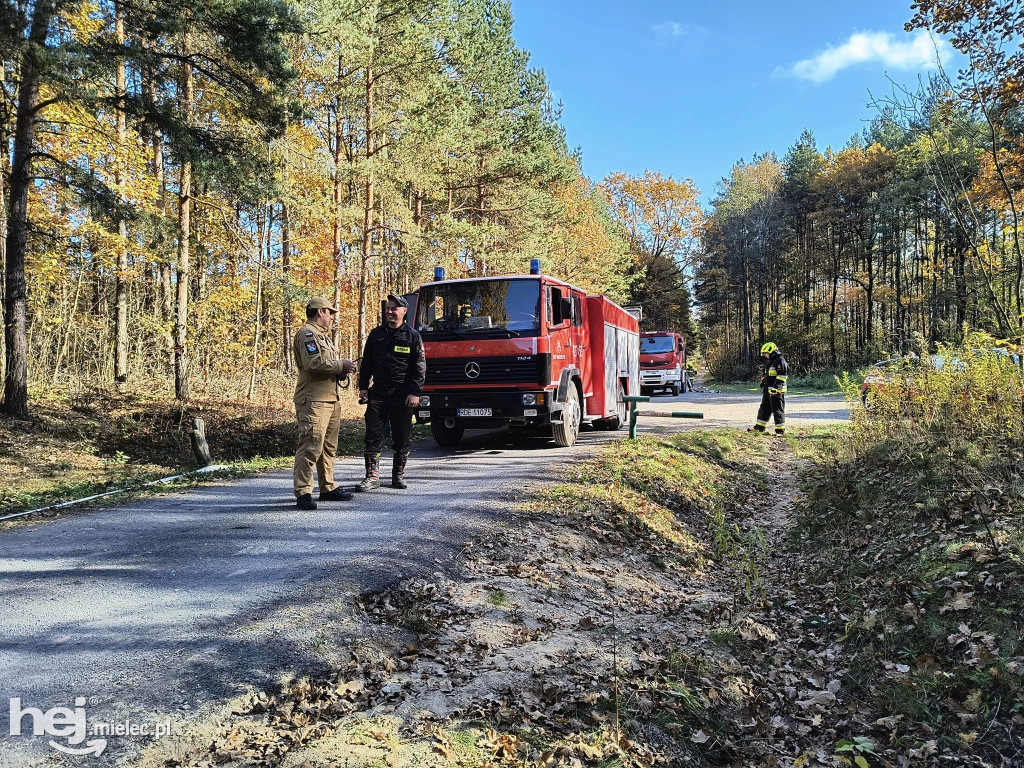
[707,377,846,395]
[788,368,851,392]
[534,431,769,576]
[704,381,761,393]
[707,628,738,647]
[2,467,172,517]
[522,431,768,763]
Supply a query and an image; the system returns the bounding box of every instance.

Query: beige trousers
[293,399,342,497]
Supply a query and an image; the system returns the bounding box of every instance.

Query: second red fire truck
[639,331,688,396]
[411,261,639,448]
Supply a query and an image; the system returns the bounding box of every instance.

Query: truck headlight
[522,393,537,406]
[418,395,430,407]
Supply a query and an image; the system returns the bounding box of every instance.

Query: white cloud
[652,21,710,46]
[776,30,952,83]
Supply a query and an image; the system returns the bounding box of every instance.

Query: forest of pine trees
[697,1,1024,377]
[2,0,702,417]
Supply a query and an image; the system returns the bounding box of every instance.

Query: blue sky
[510,0,958,204]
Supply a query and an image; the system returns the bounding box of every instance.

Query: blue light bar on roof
[530,258,541,275]
[433,266,445,281]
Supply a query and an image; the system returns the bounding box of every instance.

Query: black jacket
[358,322,426,397]
[761,351,788,394]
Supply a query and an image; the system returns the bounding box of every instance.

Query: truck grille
[426,356,540,385]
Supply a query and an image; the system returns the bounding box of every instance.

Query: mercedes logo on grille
[465,362,481,379]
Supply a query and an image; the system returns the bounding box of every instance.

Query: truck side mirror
[559,297,573,325]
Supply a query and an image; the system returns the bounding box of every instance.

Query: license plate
[457,408,492,417]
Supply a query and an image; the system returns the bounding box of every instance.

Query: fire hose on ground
[623,395,703,439]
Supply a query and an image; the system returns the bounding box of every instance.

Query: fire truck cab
[413,265,639,448]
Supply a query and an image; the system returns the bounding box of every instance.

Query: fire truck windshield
[416,279,541,338]
[641,336,675,354]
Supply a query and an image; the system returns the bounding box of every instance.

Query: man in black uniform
[356,294,426,490]
[750,342,788,436]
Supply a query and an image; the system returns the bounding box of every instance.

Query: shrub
[845,345,1024,446]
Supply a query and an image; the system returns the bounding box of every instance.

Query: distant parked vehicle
[860,356,924,408]
[640,332,688,396]
[860,349,1022,408]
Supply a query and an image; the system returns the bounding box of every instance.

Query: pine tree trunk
[156,149,172,369]
[281,196,292,373]
[829,230,839,367]
[475,154,486,276]
[261,204,272,357]
[174,32,193,403]
[3,1,54,418]
[332,89,345,348]
[741,250,752,374]
[865,224,874,345]
[358,65,374,346]
[248,259,263,402]
[145,59,173,374]
[0,118,7,387]
[280,112,293,372]
[113,2,129,391]
[802,219,811,333]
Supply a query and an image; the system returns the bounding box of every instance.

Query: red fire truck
[412,261,639,448]
[639,331,687,396]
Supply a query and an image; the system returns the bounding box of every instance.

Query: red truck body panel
[585,296,641,417]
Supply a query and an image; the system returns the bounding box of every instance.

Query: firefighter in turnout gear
[751,342,788,436]
[356,294,426,490]
[293,297,358,510]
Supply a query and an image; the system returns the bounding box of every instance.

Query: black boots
[299,487,353,507]
[356,454,381,492]
[392,455,408,489]
[319,487,354,501]
[356,455,409,490]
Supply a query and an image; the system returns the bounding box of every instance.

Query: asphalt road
[641,385,851,429]
[0,387,848,766]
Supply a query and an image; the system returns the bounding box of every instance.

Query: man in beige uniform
[293,297,357,510]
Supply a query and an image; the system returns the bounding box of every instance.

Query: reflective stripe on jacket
[763,352,788,394]
[358,322,426,397]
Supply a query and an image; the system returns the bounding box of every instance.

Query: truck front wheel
[431,420,464,447]
[552,385,581,447]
